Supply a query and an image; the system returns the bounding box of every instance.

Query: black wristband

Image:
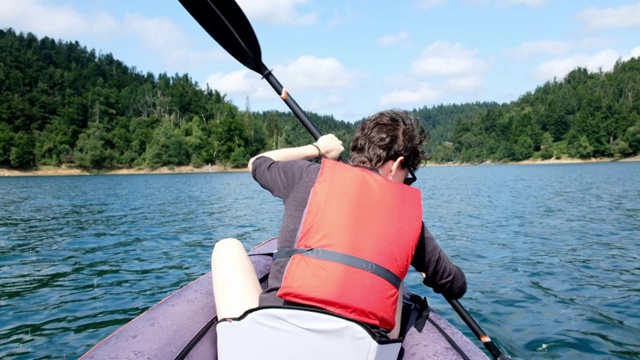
[311,143,322,158]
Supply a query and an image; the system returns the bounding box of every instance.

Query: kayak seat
[216,306,402,360]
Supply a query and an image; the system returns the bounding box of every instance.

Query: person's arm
[248,134,344,172]
[412,225,467,299]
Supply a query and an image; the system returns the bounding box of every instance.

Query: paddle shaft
[446,298,510,360]
[261,70,322,140]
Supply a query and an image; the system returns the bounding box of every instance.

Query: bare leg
[211,238,262,319]
[389,282,404,339]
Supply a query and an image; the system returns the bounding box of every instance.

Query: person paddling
[211,109,467,359]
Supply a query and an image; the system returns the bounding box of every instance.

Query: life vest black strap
[275,248,401,289]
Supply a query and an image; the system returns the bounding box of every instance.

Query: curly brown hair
[349,110,428,172]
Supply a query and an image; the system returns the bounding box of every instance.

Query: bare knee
[214,238,243,251]
[212,238,243,260]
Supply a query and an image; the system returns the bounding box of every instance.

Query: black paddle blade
[180,0,324,141]
[179,0,267,75]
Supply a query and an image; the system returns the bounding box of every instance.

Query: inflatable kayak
[81,238,489,359]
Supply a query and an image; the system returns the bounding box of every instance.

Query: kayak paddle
[178,0,322,140]
[179,1,511,359]
[447,298,512,359]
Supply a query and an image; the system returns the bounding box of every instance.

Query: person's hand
[315,134,344,160]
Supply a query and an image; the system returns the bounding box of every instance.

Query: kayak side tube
[80,238,489,360]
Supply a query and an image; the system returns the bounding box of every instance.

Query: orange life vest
[276,159,423,330]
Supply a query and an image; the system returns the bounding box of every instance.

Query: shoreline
[426,155,640,167]
[0,164,247,177]
[2,155,639,177]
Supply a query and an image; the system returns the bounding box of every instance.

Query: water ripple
[2,163,640,359]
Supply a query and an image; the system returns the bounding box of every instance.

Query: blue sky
[2,0,639,122]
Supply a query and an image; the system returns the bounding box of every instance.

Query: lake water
[1,162,639,359]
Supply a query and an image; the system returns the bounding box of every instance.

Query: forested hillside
[435,59,640,163]
[0,28,358,169]
[1,28,639,169]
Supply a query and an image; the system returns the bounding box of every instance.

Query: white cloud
[206,69,272,99]
[205,55,364,108]
[378,41,487,107]
[122,14,226,69]
[577,3,640,30]
[502,0,546,7]
[411,41,487,77]
[236,0,316,26]
[277,56,362,91]
[0,0,117,38]
[576,37,613,50]
[445,76,484,93]
[509,40,571,59]
[377,32,410,47]
[468,0,547,7]
[307,94,345,110]
[632,46,640,58]
[415,0,446,10]
[124,14,186,50]
[380,84,442,106]
[531,50,621,81]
